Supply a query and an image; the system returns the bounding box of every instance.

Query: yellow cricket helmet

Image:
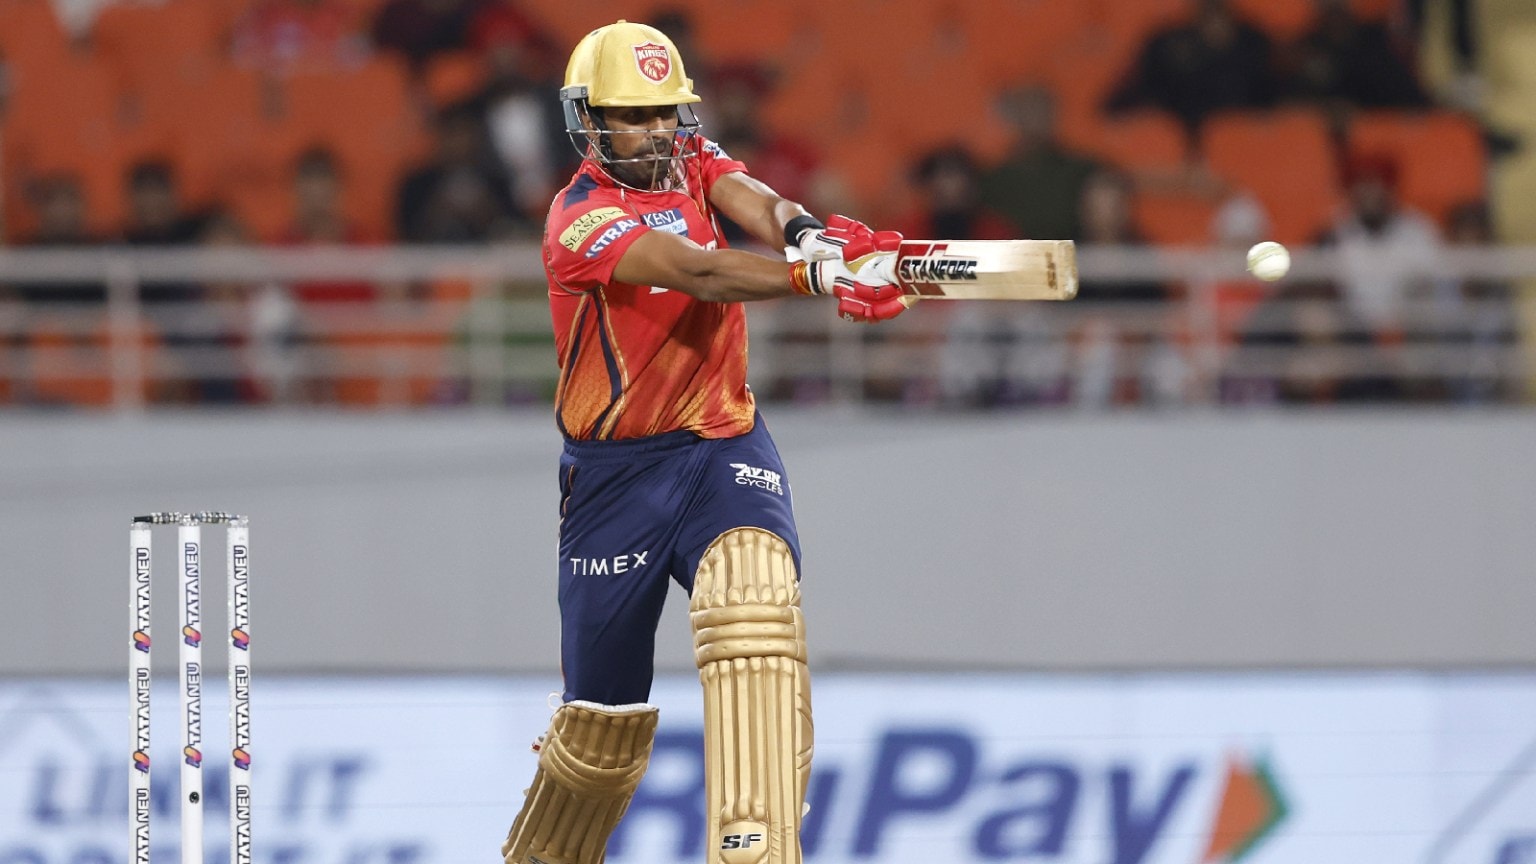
[562,19,700,108]
[559,20,704,191]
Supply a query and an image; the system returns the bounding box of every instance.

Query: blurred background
[1,0,1534,861]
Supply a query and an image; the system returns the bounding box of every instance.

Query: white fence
[0,244,1532,409]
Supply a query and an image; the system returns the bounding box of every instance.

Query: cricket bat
[892,239,1078,304]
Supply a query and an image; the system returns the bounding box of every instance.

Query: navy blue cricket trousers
[556,414,801,705]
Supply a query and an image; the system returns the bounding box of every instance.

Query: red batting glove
[796,214,875,262]
[832,229,908,323]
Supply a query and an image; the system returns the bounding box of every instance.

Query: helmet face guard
[561,85,703,192]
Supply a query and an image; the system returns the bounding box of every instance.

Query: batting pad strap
[502,701,659,864]
[692,604,806,664]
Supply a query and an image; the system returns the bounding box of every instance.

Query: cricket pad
[502,700,658,864]
[691,528,812,864]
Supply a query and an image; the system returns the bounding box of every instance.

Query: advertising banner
[0,673,1532,863]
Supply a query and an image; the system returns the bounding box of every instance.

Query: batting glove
[789,228,907,323]
[784,214,877,263]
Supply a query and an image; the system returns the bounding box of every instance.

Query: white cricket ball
[1246,241,1291,282]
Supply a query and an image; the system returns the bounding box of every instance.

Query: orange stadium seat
[1347,111,1487,225]
[201,0,253,36]
[511,0,638,50]
[91,0,225,93]
[690,0,807,66]
[423,51,490,109]
[865,59,998,162]
[3,54,128,234]
[1133,189,1222,245]
[1229,0,1318,40]
[1060,110,1190,172]
[0,0,71,67]
[0,1,73,237]
[1202,109,1343,245]
[279,57,427,239]
[135,64,281,212]
[954,0,1091,82]
[1045,32,1141,132]
[1083,0,1195,55]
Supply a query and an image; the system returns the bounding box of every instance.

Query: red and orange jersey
[543,138,758,441]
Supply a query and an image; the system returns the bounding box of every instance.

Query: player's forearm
[767,199,812,250]
[673,248,799,303]
[614,231,800,303]
[709,173,811,251]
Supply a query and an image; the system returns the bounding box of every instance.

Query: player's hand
[790,228,907,322]
[792,214,875,263]
[832,228,906,322]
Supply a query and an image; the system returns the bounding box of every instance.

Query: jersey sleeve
[544,201,648,292]
[696,136,750,193]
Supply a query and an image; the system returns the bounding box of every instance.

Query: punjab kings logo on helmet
[632,41,672,83]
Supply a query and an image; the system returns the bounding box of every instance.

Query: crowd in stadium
[0,0,1521,408]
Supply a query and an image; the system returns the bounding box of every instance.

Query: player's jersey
[543,137,754,441]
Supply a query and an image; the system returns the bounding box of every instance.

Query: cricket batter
[500,19,907,864]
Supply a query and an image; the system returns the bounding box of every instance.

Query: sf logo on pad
[721,832,764,849]
[719,820,769,859]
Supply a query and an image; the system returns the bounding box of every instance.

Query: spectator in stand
[122,160,205,249]
[1231,280,1400,404]
[120,160,208,402]
[1071,169,1174,407]
[979,85,1103,243]
[395,102,525,243]
[1170,193,1276,403]
[285,147,377,301]
[371,0,486,71]
[11,175,103,304]
[1435,201,1518,403]
[1104,0,1275,131]
[173,211,264,404]
[900,146,1047,409]
[1075,170,1164,303]
[1278,0,1429,112]
[1318,152,1440,342]
[894,146,1017,241]
[284,147,434,407]
[1403,0,1479,105]
[231,0,370,73]
[463,2,569,213]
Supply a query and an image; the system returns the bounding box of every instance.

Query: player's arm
[611,227,906,321]
[709,171,897,267]
[612,230,798,303]
[708,171,812,251]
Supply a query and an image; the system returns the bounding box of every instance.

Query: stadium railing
[0,244,1531,409]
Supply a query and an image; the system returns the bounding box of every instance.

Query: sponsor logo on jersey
[731,462,783,495]
[701,139,728,159]
[633,41,671,83]
[897,243,979,285]
[584,219,641,259]
[560,206,628,251]
[642,207,689,236]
